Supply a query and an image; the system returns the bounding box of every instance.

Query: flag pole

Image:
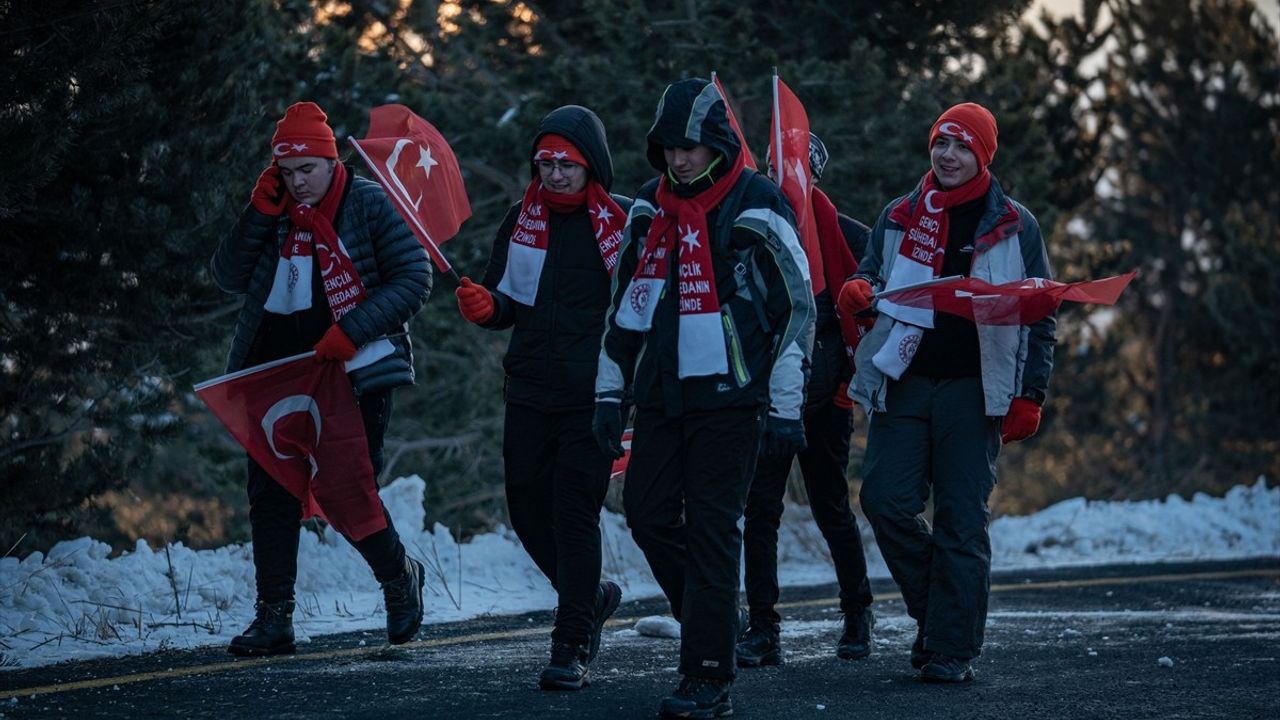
[347,137,462,283]
[771,67,782,187]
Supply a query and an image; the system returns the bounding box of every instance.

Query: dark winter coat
[212,170,432,395]
[597,78,815,420]
[807,213,870,404]
[476,105,630,411]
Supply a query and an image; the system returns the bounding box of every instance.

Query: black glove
[763,414,806,458]
[593,401,624,459]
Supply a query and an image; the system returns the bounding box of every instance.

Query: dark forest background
[2,0,1277,555]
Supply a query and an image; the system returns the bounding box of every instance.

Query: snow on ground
[1,476,1275,670]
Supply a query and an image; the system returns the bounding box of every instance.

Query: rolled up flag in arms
[875,271,1137,325]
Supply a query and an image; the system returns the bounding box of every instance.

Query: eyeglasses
[536,160,583,175]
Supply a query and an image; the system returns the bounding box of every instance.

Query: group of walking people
[214,77,1056,719]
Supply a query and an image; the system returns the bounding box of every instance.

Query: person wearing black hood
[454,105,629,691]
[594,79,814,719]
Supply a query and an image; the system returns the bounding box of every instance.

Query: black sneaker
[228,599,295,657]
[382,556,425,645]
[658,675,733,719]
[836,606,874,660]
[539,641,590,691]
[910,626,932,669]
[589,580,622,662]
[736,624,782,667]
[920,654,975,683]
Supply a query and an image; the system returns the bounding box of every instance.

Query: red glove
[455,277,495,325]
[250,165,287,217]
[833,381,855,410]
[837,279,875,317]
[313,324,357,362]
[1001,397,1042,443]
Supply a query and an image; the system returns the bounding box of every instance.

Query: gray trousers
[860,374,1001,660]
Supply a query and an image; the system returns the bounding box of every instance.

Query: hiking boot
[228,599,295,657]
[381,556,425,645]
[836,606,874,660]
[920,654,976,683]
[910,626,932,669]
[589,580,623,662]
[658,675,733,719]
[539,641,590,690]
[735,607,750,641]
[735,623,782,667]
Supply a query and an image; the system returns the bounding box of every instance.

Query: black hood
[645,78,742,174]
[530,105,615,191]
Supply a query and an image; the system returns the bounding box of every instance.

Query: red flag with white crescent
[876,271,1138,325]
[712,73,758,170]
[350,104,472,273]
[194,353,387,541]
[769,73,823,294]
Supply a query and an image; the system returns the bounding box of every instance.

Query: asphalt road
[2,558,1276,719]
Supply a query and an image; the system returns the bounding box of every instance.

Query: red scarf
[496,179,626,305]
[888,169,991,274]
[811,187,873,370]
[615,151,746,378]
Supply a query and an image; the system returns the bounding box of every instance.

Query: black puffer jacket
[478,105,631,411]
[213,170,432,395]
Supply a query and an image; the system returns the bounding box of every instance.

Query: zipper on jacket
[721,311,751,387]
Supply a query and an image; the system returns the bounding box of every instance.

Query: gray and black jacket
[850,175,1056,416]
[596,78,814,420]
[478,105,632,411]
[212,169,432,395]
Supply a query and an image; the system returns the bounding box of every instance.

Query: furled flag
[609,427,635,482]
[769,72,823,293]
[349,104,471,273]
[194,353,388,541]
[711,72,758,170]
[876,271,1138,326]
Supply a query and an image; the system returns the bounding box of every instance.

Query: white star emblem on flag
[416,146,438,178]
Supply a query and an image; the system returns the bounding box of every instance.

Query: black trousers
[859,375,1001,660]
[248,390,405,604]
[743,398,873,628]
[624,406,761,681]
[503,403,612,646]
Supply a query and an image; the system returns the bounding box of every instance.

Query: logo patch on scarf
[629,284,651,314]
[898,332,920,364]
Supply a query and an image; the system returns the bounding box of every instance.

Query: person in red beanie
[453,105,629,691]
[212,101,432,656]
[838,102,1057,682]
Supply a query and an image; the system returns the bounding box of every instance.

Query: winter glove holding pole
[1000,397,1042,443]
[455,277,495,325]
[592,400,625,459]
[250,165,288,217]
[762,413,807,458]
[836,278,875,317]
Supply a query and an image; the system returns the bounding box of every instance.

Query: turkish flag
[194,353,388,541]
[350,104,472,273]
[877,271,1138,326]
[712,73,758,170]
[770,74,823,294]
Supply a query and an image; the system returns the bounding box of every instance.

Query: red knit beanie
[271,101,338,160]
[533,134,588,168]
[928,103,998,169]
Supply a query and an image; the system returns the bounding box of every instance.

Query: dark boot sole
[837,645,871,660]
[227,642,296,657]
[658,701,733,718]
[920,668,975,683]
[538,673,590,691]
[735,650,783,668]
